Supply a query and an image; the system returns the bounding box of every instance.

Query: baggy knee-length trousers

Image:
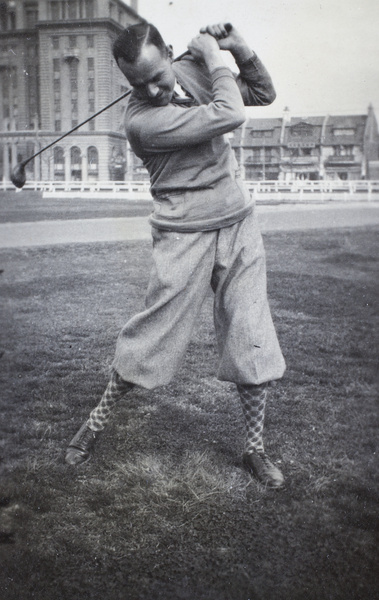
[112,208,285,389]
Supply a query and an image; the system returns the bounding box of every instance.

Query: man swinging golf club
[65,21,286,488]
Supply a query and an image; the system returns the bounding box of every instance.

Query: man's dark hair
[112,22,168,65]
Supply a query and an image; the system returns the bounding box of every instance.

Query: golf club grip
[174,23,233,62]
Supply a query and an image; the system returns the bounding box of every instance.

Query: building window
[88,146,98,172]
[290,123,314,137]
[87,34,94,48]
[247,148,261,160]
[1,66,17,123]
[0,3,16,30]
[8,9,16,29]
[85,0,95,18]
[87,57,95,116]
[54,147,64,170]
[71,146,82,179]
[54,146,65,180]
[71,146,81,165]
[334,145,354,157]
[26,64,38,122]
[52,36,59,49]
[69,59,78,124]
[67,0,78,19]
[55,120,61,131]
[0,5,6,31]
[251,130,273,138]
[50,1,60,20]
[25,3,39,28]
[333,128,355,136]
[69,35,77,49]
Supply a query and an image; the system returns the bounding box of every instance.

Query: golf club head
[10,163,27,189]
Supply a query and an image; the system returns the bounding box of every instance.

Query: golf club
[11,24,233,188]
[10,89,132,188]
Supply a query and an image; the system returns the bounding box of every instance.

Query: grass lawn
[0,223,378,600]
[0,190,152,223]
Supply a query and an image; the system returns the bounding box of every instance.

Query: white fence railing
[247,180,379,202]
[247,180,379,194]
[1,179,379,201]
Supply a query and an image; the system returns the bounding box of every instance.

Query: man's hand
[199,23,254,63]
[187,32,220,61]
[187,32,226,71]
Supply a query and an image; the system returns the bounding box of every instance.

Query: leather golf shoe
[65,422,101,465]
[243,450,284,489]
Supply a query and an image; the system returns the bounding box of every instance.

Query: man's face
[118,43,176,107]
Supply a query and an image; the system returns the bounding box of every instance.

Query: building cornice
[0,131,126,140]
[36,19,128,34]
[0,30,38,38]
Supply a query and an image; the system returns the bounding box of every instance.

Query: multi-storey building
[1,2,378,184]
[0,0,141,182]
[232,105,379,181]
[128,106,379,183]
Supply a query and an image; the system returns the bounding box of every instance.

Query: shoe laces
[77,425,97,445]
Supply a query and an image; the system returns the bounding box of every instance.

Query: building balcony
[324,155,359,166]
[63,48,80,62]
[282,156,319,166]
[245,157,280,165]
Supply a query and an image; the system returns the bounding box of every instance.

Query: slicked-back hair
[112,22,168,65]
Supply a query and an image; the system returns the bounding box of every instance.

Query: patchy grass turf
[0,225,378,600]
[0,190,152,223]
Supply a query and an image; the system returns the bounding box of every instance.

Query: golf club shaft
[20,23,233,165]
[22,89,132,167]
[17,26,232,169]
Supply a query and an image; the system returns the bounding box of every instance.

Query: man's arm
[127,34,246,155]
[200,23,276,106]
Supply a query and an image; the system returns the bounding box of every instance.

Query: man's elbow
[262,87,276,106]
[231,105,246,128]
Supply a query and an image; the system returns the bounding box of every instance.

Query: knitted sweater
[125,54,275,232]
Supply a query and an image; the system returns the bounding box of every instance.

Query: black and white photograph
[0,1,378,598]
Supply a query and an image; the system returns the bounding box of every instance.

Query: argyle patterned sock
[87,370,134,432]
[237,382,268,454]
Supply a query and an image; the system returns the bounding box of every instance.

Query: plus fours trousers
[113,209,285,389]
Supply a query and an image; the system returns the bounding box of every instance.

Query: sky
[137,0,379,119]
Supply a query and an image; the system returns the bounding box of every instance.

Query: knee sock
[87,370,134,432]
[237,382,268,454]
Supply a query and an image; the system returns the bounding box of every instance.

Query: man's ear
[167,44,174,60]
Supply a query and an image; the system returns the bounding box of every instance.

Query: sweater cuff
[235,52,258,69]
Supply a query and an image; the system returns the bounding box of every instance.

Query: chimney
[282,106,290,123]
[280,106,290,145]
